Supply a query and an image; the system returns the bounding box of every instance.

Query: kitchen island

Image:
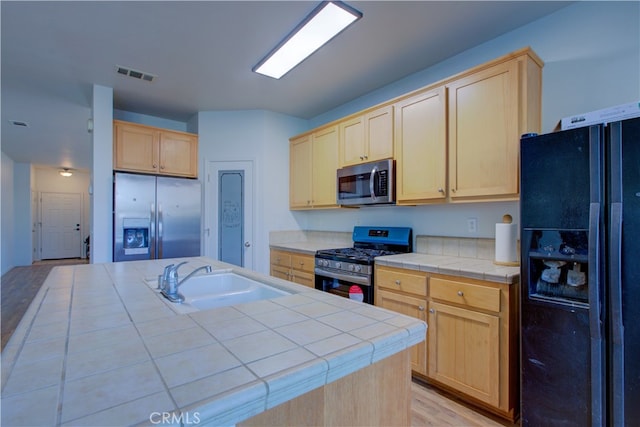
[1,257,426,426]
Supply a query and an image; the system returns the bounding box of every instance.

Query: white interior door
[206,161,254,270]
[40,192,82,259]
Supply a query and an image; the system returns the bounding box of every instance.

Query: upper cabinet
[447,51,541,201]
[339,105,393,167]
[394,86,447,204]
[113,120,198,178]
[289,47,542,209]
[290,125,339,210]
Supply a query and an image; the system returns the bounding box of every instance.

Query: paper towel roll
[495,218,519,266]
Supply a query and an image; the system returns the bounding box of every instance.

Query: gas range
[314,226,412,304]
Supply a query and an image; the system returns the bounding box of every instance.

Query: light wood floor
[1,258,88,350]
[412,379,517,426]
[1,259,517,426]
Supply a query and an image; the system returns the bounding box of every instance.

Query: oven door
[314,267,373,304]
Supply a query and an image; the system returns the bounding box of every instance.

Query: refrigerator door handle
[158,203,163,259]
[150,203,156,260]
[588,202,602,338]
[608,120,625,425]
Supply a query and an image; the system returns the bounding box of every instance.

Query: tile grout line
[55,265,76,426]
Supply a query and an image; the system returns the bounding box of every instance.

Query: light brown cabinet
[375,266,519,421]
[289,47,542,207]
[339,105,393,167]
[113,120,198,178]
[394,86,447,204]
[375,266,428,376]
[447,50,541,201]
[289,126,339,209]
[270,249,314,288]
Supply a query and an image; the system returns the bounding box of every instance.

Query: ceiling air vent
[9,120,28,127]
[115,65,156,82]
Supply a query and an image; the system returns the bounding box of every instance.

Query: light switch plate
[467,218,478,233]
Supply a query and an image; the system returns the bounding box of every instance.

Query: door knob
[244,242,251,247]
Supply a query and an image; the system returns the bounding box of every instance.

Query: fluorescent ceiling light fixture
[253,1,362,79]
[59,168,73,177]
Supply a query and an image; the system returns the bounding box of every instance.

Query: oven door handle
[314,268,370,286]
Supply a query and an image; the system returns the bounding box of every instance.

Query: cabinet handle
[457,290,464,297]
[363,155,368,160]
[418,306,425,311]
[438,188,444,193]
[153,163,158,169]
[452,188,457,193]
[359,156,364,160]
[429,308,435,314]
[395,280,401,285]
[160,165,165,170]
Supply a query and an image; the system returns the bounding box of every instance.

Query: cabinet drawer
[270,250,291,268]
[291,254,314,274]
[430,277,500,312]
[376,267,427,297]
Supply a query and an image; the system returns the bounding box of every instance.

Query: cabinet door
[428,301,500,407]
[365,105,393,162]
[159,131,198,177]
[394,87,447,204]
[311,126,339,207]
[291,271,314,288]
[377,290,427,375]
[339,116,366,166]
[114,122,159,173]
[448,60,519,199]
[290,135,313,209]
[271,265,290,281]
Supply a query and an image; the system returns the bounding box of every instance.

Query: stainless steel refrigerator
[113,172,202,261]
[520,117,639,426]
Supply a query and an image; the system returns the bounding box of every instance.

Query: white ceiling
[1,1,572,172]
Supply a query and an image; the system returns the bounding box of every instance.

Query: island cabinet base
[240,349,411,427]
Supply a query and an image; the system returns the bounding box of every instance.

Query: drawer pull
[418,306,425,311]
[457,291,464,297]
[429,308,435,314]
[395,280,401,285]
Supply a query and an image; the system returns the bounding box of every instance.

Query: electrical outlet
[467,218,478,234]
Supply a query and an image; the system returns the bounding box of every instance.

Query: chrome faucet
[160,262,212,303]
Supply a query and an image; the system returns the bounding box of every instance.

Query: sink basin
[173,271,290,310]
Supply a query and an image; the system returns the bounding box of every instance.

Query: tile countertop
[1,257,426,426]
[270,242,520,285]
[375,253,520,284]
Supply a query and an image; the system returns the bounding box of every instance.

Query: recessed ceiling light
[115,65,157,82]
[9,120,28,127]
[59,168,73,177]
[253,1,362,79]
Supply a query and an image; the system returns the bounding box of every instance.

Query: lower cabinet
[375,266,428,375]
[375,266,518,421]
[270,249,314,288]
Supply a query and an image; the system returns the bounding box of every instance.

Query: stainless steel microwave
[337,159,395,206]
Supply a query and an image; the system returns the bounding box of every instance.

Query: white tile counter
[1,257,425,426]
[375,253,520,284]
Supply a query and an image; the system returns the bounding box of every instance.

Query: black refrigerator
[520,117,639,426]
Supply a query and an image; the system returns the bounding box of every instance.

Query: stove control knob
[354,265,362,273]
[348,264,354,272]
[323,260,329,267]
[335,262,342,269]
